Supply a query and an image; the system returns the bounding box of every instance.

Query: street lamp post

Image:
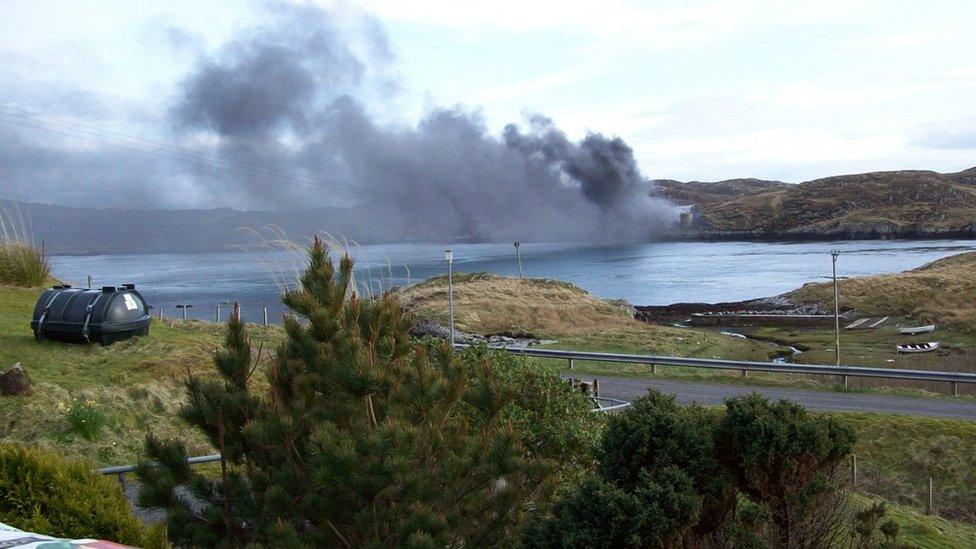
[445,249,455,346]
[514,241,524,279]
[831,250,841,366]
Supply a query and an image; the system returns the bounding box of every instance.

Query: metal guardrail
[97,454,222,484]
[501,347,976,396]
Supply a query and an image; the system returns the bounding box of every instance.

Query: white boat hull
[896,342,939,353]
[899,325,935,335]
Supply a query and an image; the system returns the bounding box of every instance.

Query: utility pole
[831,250,841,366]
[513,241,523,279]
[445,249,455,346]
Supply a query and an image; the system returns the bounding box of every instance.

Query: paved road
[581,376,976,420]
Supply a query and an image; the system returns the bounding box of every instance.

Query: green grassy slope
[0,284,280,466]
[841,412,976,524]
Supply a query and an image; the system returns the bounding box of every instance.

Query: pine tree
[138,237,553,547]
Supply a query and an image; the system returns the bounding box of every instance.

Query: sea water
[49,240,976,323]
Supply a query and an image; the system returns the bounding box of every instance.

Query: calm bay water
[50,240,976,323]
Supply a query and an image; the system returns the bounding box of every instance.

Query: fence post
[157,308,163,321]
[927,477,933,514]
[593,378,600,398]
[568,358,574,370]
[851,454,857,487]
[263,307,268,326]
[215,305,221,323]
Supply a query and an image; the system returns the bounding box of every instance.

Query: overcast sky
[2,0,976,211]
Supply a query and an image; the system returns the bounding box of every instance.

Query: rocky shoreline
[660,226,976,243]
[634,296,832,324]
[409,320,555,348]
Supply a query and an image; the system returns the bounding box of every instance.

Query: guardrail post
[568,358,574,370]
[741,369,747,377]
[842,374,849,389]
[593,378,600,397]
[263,307,269,326]
[116,473,126,488]
[651,364,657,375]
[951,382,959,397]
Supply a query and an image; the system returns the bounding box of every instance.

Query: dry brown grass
[788,252,976,333]
[396,272,637,337]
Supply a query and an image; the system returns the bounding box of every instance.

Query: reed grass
[0,203,50,287]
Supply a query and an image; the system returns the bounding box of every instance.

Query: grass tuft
[65,398,104,441]
[0,203,50,287]
[0,242,50,287]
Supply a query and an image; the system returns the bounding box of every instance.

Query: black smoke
[2,2,676,243]
[167,2,674,241]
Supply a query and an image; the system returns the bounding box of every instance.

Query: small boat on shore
[896,342,939,353]
[900,324,935,335]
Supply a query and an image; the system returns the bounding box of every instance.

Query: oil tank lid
[122,283,135,290]
[102,286,117,293]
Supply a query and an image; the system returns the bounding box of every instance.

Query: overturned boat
[899,324,935,335]
[896,341,939,353]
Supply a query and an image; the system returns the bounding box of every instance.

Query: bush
[0,242,49,287]
[522,471,702,549]
[524,391,733,548]
[65,398,104,441]
[458,345,601,477]
[852,501,902,548]
[598,391,735,536]
[716,393,856,548]
[0,445,166,547]
[526,391,857,548]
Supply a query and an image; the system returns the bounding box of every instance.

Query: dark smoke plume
[2,2,676,243]
[169,2,674,242]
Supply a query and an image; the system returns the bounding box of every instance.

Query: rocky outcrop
[409,320,554,348]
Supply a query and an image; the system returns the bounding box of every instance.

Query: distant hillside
[653,178,789,206]
[654,168,976,240]
[0,199,461,255]
[788,251,976,334]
